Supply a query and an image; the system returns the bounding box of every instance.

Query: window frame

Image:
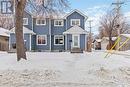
[54,20,64,26]
[36,35,47,45]
[54,35,64,45]
[71,19,80,26]
[36,19,46,25]
[23,18,28,25]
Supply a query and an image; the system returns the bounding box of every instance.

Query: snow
[0,27,10,37]
[95,39,102,42]
[63,25,88,34]
[10,26,35,34]
[121,34,130,38]
[102,37,117,41]
[0,51,130,87]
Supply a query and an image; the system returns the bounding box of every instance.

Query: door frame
[72,34,80,48]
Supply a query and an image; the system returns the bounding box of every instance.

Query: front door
[72,35,80,48]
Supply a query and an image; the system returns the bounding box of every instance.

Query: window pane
[55,39,59,44]
[55,36,64,45]
[41,20,45,24]
[23,18,28,25]
[37,36,46,45]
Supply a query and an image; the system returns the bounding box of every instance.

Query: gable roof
[0,27,10,37]
[63,25,88,34]
[64,9,88,19]
[10,27,35,34]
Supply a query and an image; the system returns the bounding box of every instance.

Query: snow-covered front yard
[0,51,130,87]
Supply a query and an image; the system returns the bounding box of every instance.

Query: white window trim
[54,20,64,26]
[23,18,28,25]
[36,19,46,25]
[72,34,80,47]
[36,35,47,45]
[71,19,80,26]
[54,35,64,45]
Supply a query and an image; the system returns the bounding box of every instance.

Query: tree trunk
[107,37,115,50]
[15,0,27,61]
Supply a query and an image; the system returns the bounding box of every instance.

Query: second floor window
[23,18,28,25]
[54,20,64,26]
[36,19,46,25]
[71,19,80,26]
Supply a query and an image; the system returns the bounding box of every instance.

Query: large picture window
[36,19,46,25]
[37,35,47,45]
[54,35,64,45]
[71,19,80,26]
[54,20,64,26]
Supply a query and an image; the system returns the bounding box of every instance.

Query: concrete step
[71,48,83,53]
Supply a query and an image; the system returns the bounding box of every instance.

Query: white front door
[72,35,80,48]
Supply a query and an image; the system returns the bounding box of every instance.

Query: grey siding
[35,35,50,51]
[10,33,31,51]
[66,11,85,29]
[33,18,50,35]
[31,35,36,50]
[23,11,32,30]
[80,34,86,50]
[51,35,65,51]
[67,34,72,50]
[51,20,66,35]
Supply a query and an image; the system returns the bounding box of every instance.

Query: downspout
[49,18,51,51]
[65,18,67,51]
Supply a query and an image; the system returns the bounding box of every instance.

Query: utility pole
[112,0,124,50]
[87,20,93,52]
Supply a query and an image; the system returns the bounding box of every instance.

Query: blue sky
[69,0,130,34]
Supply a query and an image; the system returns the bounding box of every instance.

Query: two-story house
[9,9,88,52]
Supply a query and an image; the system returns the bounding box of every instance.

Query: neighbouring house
[0,27,10,51]
[93,37,117,50]
[9,10,88,52]
[93,39,102,50]
[119,34,130,51]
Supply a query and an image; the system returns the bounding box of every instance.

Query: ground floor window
[54,35,64,45]
[37,35,47,45]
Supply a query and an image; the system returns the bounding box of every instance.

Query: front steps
[71,48,83,53]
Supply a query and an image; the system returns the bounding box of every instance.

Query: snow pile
[0,27,10,37]
[0,51,130,87]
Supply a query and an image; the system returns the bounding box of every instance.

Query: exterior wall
[9,10,87,51]
[66,11,85,29]
[10,33,31,51]
[0,36,9,51]
[120,36,130,51]
[35,35,50,51]
[67,34,72,50]
[51,35,65,51]
[51,20,66,35]
[23,11,33,30]
[80,34,85,50]
[31,35,36,50]
[33,18,50,35]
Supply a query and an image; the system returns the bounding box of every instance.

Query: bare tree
[99,10,129,50]
[11,0,69,61]
[0,14,13,29]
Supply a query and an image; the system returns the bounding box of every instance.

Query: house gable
[65,10,87,29]
[23,11,33,30]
